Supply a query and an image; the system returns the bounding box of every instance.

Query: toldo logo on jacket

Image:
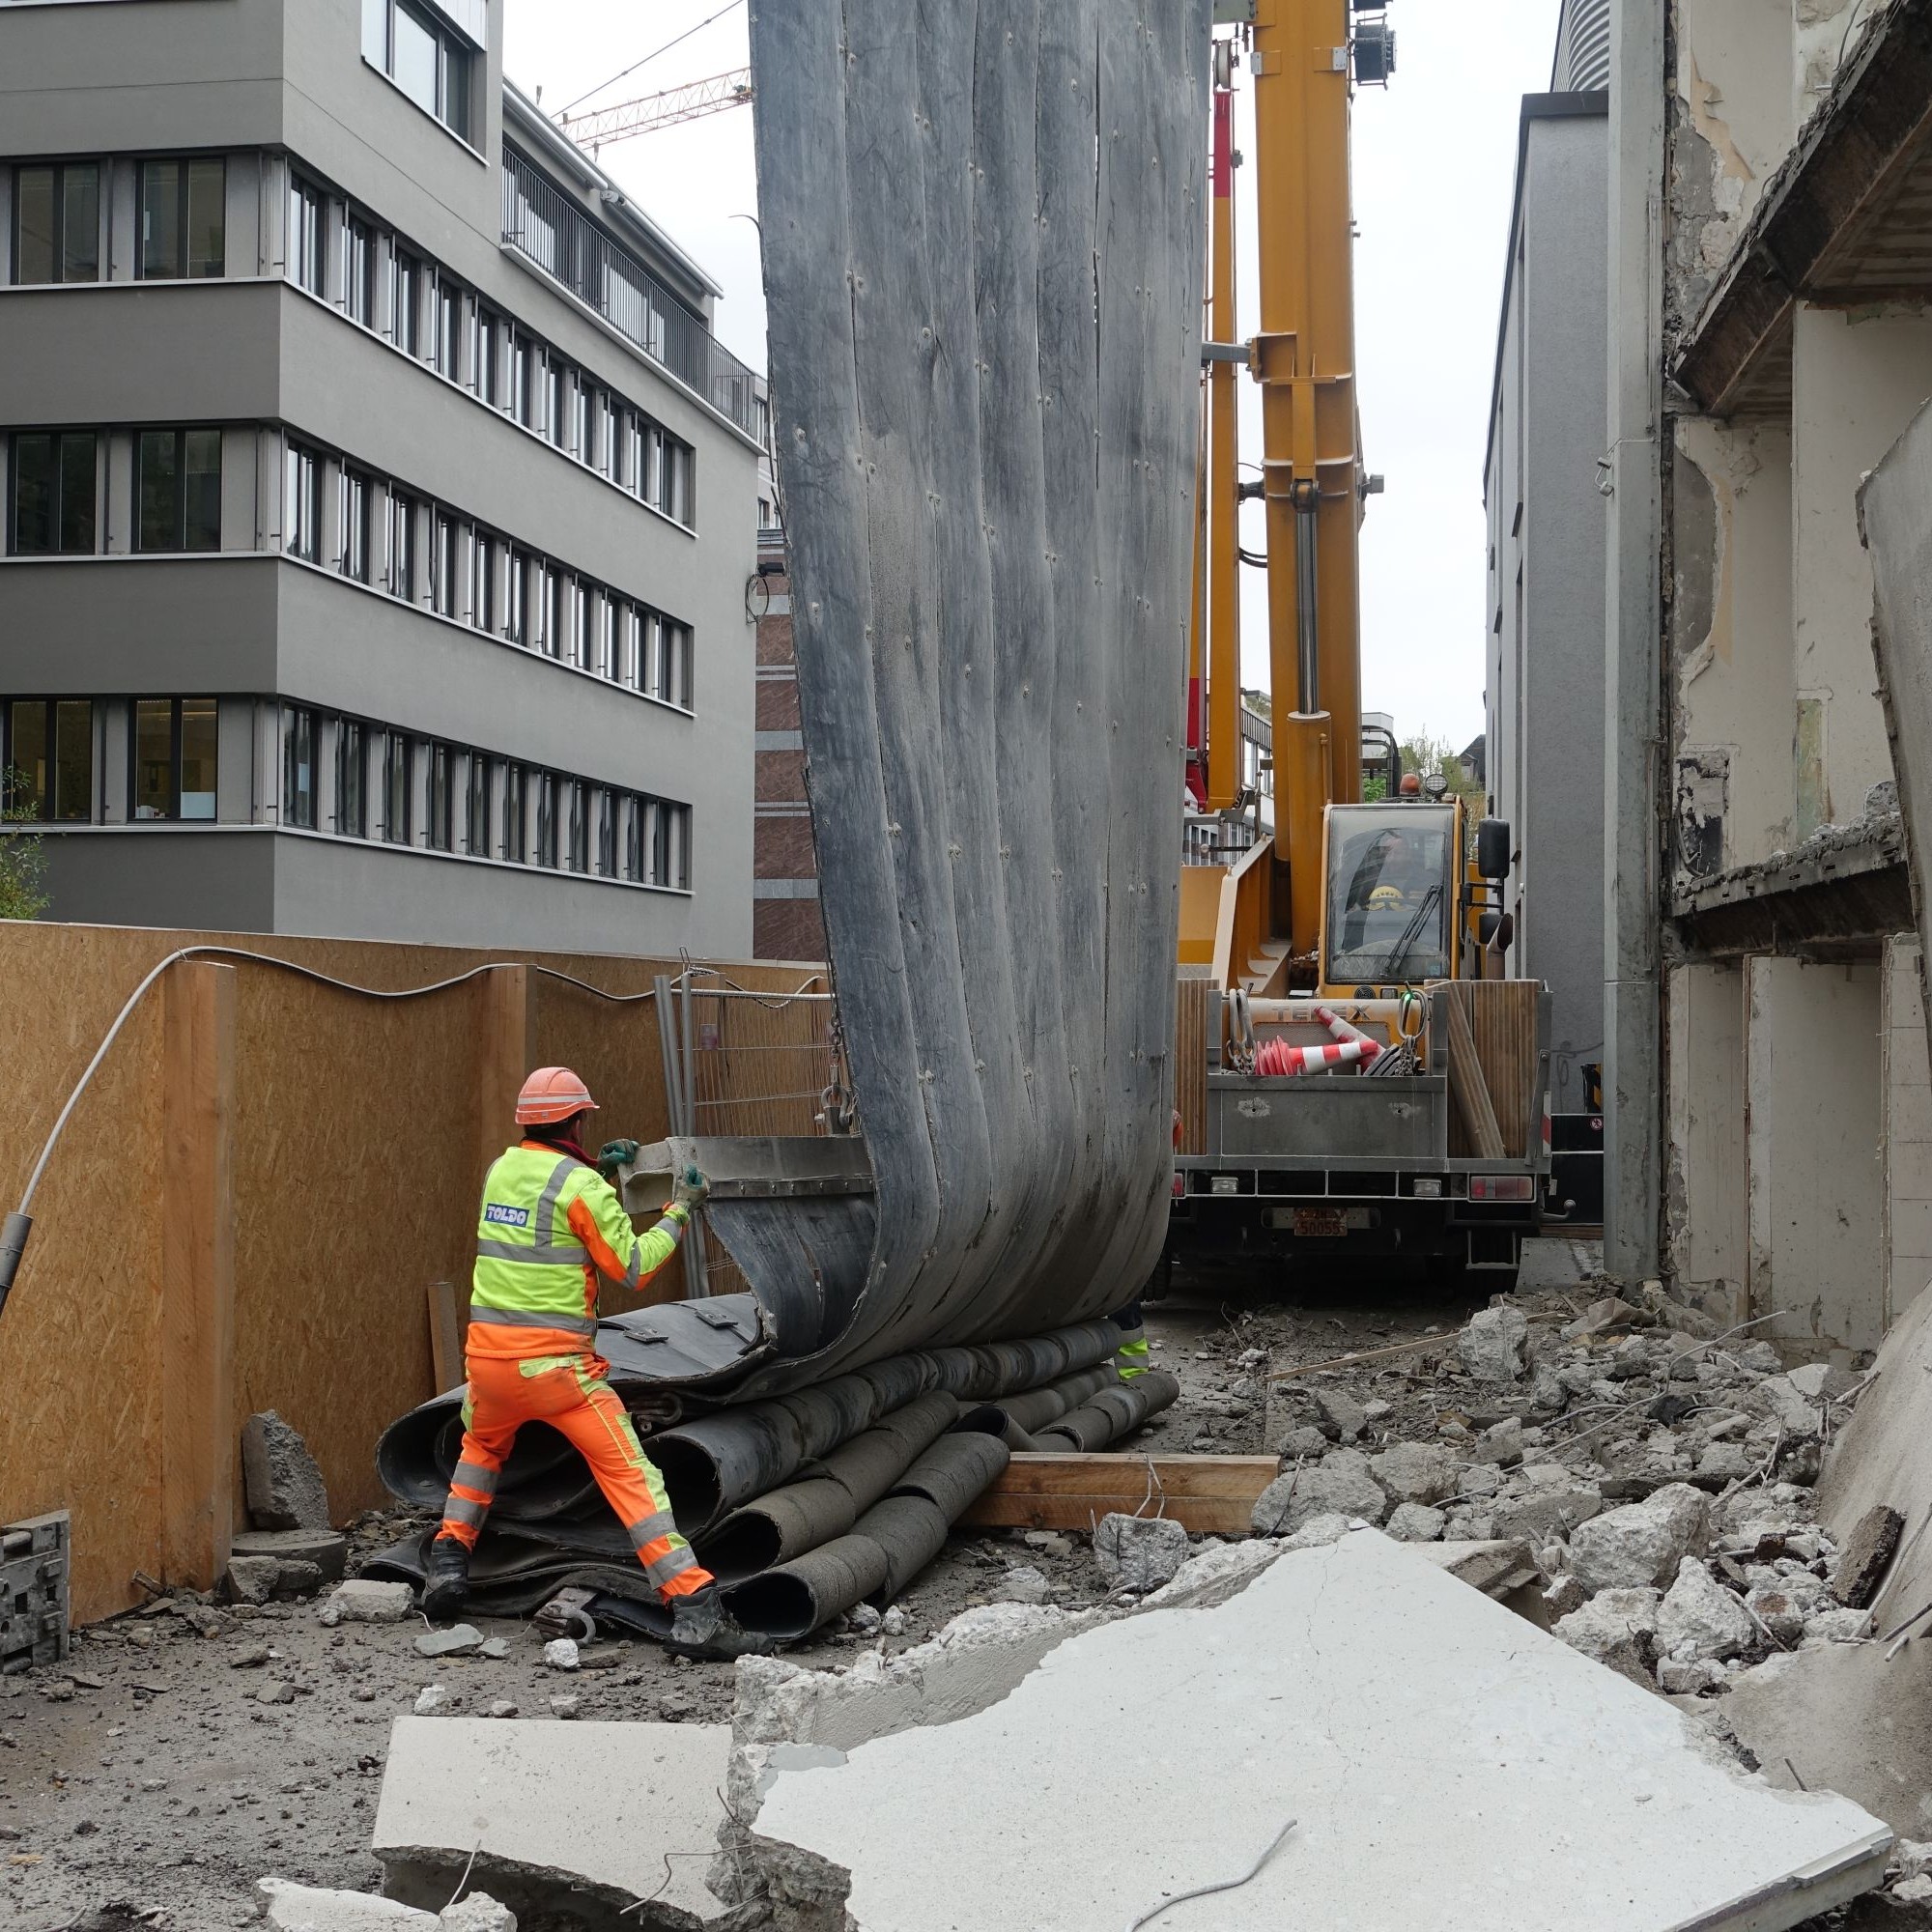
[483,1204,531,1228]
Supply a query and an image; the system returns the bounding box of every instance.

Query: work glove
[673,1165,710,1211]
[597,1138,642,1180]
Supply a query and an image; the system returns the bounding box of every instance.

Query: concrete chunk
[232,1525,349,1584]
[1252,1448,1387,1535]
[1656,1557,1756,1664]
[1568,1484,1711,1593]
[374,1719,727,1928]
[242,1410,330,1532]
[1458,1306,1530,1382]
[438,1897,517,1932]
[327,1579,416,1625]
[748,1532,1890,1929]
[1371,1440,1460,1505]
[258,1878,434,1929]
[1093,1514,1189,1593]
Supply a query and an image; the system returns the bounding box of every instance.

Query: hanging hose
[0,944,828,1323]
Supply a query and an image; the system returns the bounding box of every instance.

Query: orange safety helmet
[515,1065,600,1125]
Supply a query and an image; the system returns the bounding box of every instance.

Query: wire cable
[1122,1815,1298,1932]
[14,946,667,1219]
[558,0,746,115]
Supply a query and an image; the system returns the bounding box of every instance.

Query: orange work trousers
[438,1350,710,1601]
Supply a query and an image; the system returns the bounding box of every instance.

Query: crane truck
[1166,0,1552,1294]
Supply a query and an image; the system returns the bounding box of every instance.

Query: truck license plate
[1277,1207,1372,1236]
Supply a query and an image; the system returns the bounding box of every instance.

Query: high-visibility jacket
[469,1140,686,1358]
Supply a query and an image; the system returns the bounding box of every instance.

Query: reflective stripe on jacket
[469,1140,686,1350]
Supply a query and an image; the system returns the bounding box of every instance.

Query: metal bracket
[1210,0,1255,20]
[1202,340,1248,364]
[1,1511,70,1675]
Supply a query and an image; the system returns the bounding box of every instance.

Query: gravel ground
[0,1240,1591,1928]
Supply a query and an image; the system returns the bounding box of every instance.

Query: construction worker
[421,1066,714,1619]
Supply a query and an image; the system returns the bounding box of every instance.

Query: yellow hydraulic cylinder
[1204,76,1241,812]
[1249,0,1363,810]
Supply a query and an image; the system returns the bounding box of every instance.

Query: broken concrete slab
[414,1625,483,1659]
[749,1531,1891,1930]
[242,1410,331,1531]
[1836,1506,1908,1609]
[1657,1557,1757,1664]
[374,1718,728,1930]
[1727,1638,1932,1840]
[258,1878,436,1929]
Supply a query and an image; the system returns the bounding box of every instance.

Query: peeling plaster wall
[1792,303,1932,834]
[1745,953,1886,1357]
[1666,960,1747,1321]
[1668,0,1795,334]
[1793,0,1865,124]
[1883,935,1932,1331]
[1671,417,1796,880]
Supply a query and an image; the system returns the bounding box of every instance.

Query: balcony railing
[501,146,760,440]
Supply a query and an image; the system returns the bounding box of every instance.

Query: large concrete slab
[373,1719,729,1929]
[753,1530,1891,1931]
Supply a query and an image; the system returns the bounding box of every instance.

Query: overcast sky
[506,1,1568,752]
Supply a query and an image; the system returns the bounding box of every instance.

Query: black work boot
[420,1535,470,1620]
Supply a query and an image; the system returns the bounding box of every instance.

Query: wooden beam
[960,1453,1278,1537]
[475,964,536,1182]
[425,1281,465,1395]
[159,961,238,1589]
[1441,984,1505,1160]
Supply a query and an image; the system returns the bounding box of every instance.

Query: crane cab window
[1325,803,1456,987]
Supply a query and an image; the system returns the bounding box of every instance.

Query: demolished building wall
[1617,0,1932,1350]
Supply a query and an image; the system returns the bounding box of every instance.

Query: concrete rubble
[729,1529,1890,1930]
[257,1877,516,1929]
[1091,1512,1189,1593]
[242,1411,332,1534]
[372,1718,730,1929]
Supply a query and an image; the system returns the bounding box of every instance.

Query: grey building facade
[0,0,760,955]
[1483,80,1610,1118]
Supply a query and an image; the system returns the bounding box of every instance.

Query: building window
[534,772,558,868]
[512,334,535,427]
[285,442,322,562]
[470,303,497,402]
[13,162,99,286]
[433,276,460,379]
[131,696,217,821]
[640,613,694,711]
[507,550,530,645]
[381,728,411,843]
[390,247,419,355]
[336,719,367,837]
[623,413,643,497]
[340,469,371,582]
[502,762,526,863]
[466,753,491,857]
[366,0,473,142]
[601,599,622,683]
[345,215,375,325]
[598,393,617,481]
[623,797,643,883]
[427,741,454,851]
[385,490,416,599]
[572,382,591,463]
[596,788,617,877]
[434,512,459,618]
[655,436,693,526]
[571,582,593,671]
[282,706,317,829]
[546,359,566,449]
[470,531,497,632]
[10,431,96,555]
[140,157,224,280]
[288,173,327,297]
[2,698,93,823]
[565,779,589,873]
[135,429,220,553]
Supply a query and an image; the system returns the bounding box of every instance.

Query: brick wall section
[755,897,826,961]
[756,813,818,877]
[752,543,824,959]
